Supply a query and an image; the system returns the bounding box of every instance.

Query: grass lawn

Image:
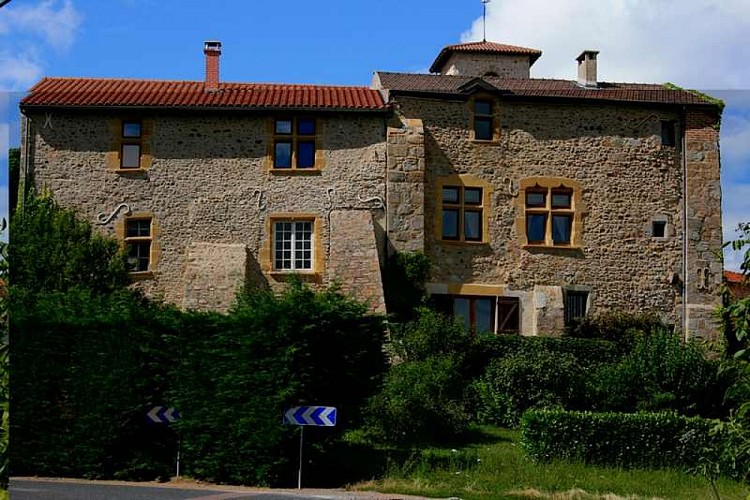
[349,427,750,500]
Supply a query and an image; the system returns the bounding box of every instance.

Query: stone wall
[396,95,719,336]
[684,108,723,339]
[439,53,532,78]
[26,110,388,310]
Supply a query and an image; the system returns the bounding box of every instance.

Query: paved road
[10,478,433,500]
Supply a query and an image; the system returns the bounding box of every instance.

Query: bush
[383,252,431,321]
[389,307,475,363]
[467,334,619,379]
[472,351,587,427]
[172,283,388,486]
[363,356,470,445]
[590,331,729,417]
[520,409,739,477]
[566,310,666,352]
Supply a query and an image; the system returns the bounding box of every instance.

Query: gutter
[681,105,688,339]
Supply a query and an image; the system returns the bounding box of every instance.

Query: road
[10,478,437,500]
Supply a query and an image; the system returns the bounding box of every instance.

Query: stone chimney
[576,50,599,88]
[204,40,222,91]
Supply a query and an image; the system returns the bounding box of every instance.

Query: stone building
[19,40,724,338]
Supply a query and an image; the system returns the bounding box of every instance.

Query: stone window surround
[260,213,324,278]
[645,213,675,240]
[563,284,592,326]
[436,174,492,245]
[469,93,501,143]
[265,116,326,174]
[106,118,153,173]
[115,211,160,280]
[515,177,585,249]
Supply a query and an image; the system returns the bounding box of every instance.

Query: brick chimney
[576,50,599,88]
[204,40,222,92]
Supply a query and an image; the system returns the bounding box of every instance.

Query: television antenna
[482,0,491,42]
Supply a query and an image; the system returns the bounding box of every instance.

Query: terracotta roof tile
[725,270,746,284]
[431,41,543,72]
[376,72,717,107]
[21,78,388,111]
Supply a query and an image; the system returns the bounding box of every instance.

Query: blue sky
[1,0,748,268]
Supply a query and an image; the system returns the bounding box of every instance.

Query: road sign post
[283,406,337,489]
[146,406,181,477]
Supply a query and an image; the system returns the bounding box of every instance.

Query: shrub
[383,252,431,321]
[363,356,471,445]
[589,331,728,417]
[472,350,587,426]
[566,310,666,352]
[520,409,739,478]
[467,334,619,378]
[389,307,475,363]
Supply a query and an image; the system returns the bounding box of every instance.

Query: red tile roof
[725,270,746,284]
[430,41,543,73]
[375,72,719,107]
[20,78,388,111]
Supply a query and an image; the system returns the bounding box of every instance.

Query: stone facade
[21,41,724,338]
[439,53,532,78]
[23,111,387,310]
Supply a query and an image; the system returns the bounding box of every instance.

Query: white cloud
[0,0,81,51]
[463,0,750,88]
[0,51,43,92]
[0,1,81,91]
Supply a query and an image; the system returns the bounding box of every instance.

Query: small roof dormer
[429,41,542,79]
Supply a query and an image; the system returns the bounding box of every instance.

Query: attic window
[121,121,142,169]
[473,100,493,140]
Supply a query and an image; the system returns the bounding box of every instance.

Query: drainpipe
[681,106,688,339]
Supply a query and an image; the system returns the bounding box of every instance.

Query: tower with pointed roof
[429,41,542,78]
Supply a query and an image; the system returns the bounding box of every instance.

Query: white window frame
[273,220,314,271]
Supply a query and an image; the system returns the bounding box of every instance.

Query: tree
[10,192,128,295]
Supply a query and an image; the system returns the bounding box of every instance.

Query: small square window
[297,118,316,135]
[442,187,460,204]
[652,220,666,238]
[551,191,572,209]
[526,191,546,208]
[565,290,589,326]
[464,188,482,205]
[122,122,141,138]
[275,119,293,134]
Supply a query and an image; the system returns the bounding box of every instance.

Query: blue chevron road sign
[146,406,180,425]
[283,406,337,427]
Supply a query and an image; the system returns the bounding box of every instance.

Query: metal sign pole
[176,434,181,478]
[297,426,304,490]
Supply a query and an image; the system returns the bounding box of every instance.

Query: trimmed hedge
[520,409,737,477]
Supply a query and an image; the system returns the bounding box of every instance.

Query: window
[124,217,152,272]
[564,290,588,326]
[432,294,520,334]
[273,220,314,271]
[523,184,576,246]
[473,99,493,140]
[441,185,484,242]
[652,220,666,238]
[661,120,676,146]
[121,121,142,168]
[273,117,317,169]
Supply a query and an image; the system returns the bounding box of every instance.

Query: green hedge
[520,409,738,477]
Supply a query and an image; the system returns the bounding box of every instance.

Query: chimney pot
[204,40,222,92]
[576,50,599,88]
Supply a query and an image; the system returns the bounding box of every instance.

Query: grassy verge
[349,427,749,500]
